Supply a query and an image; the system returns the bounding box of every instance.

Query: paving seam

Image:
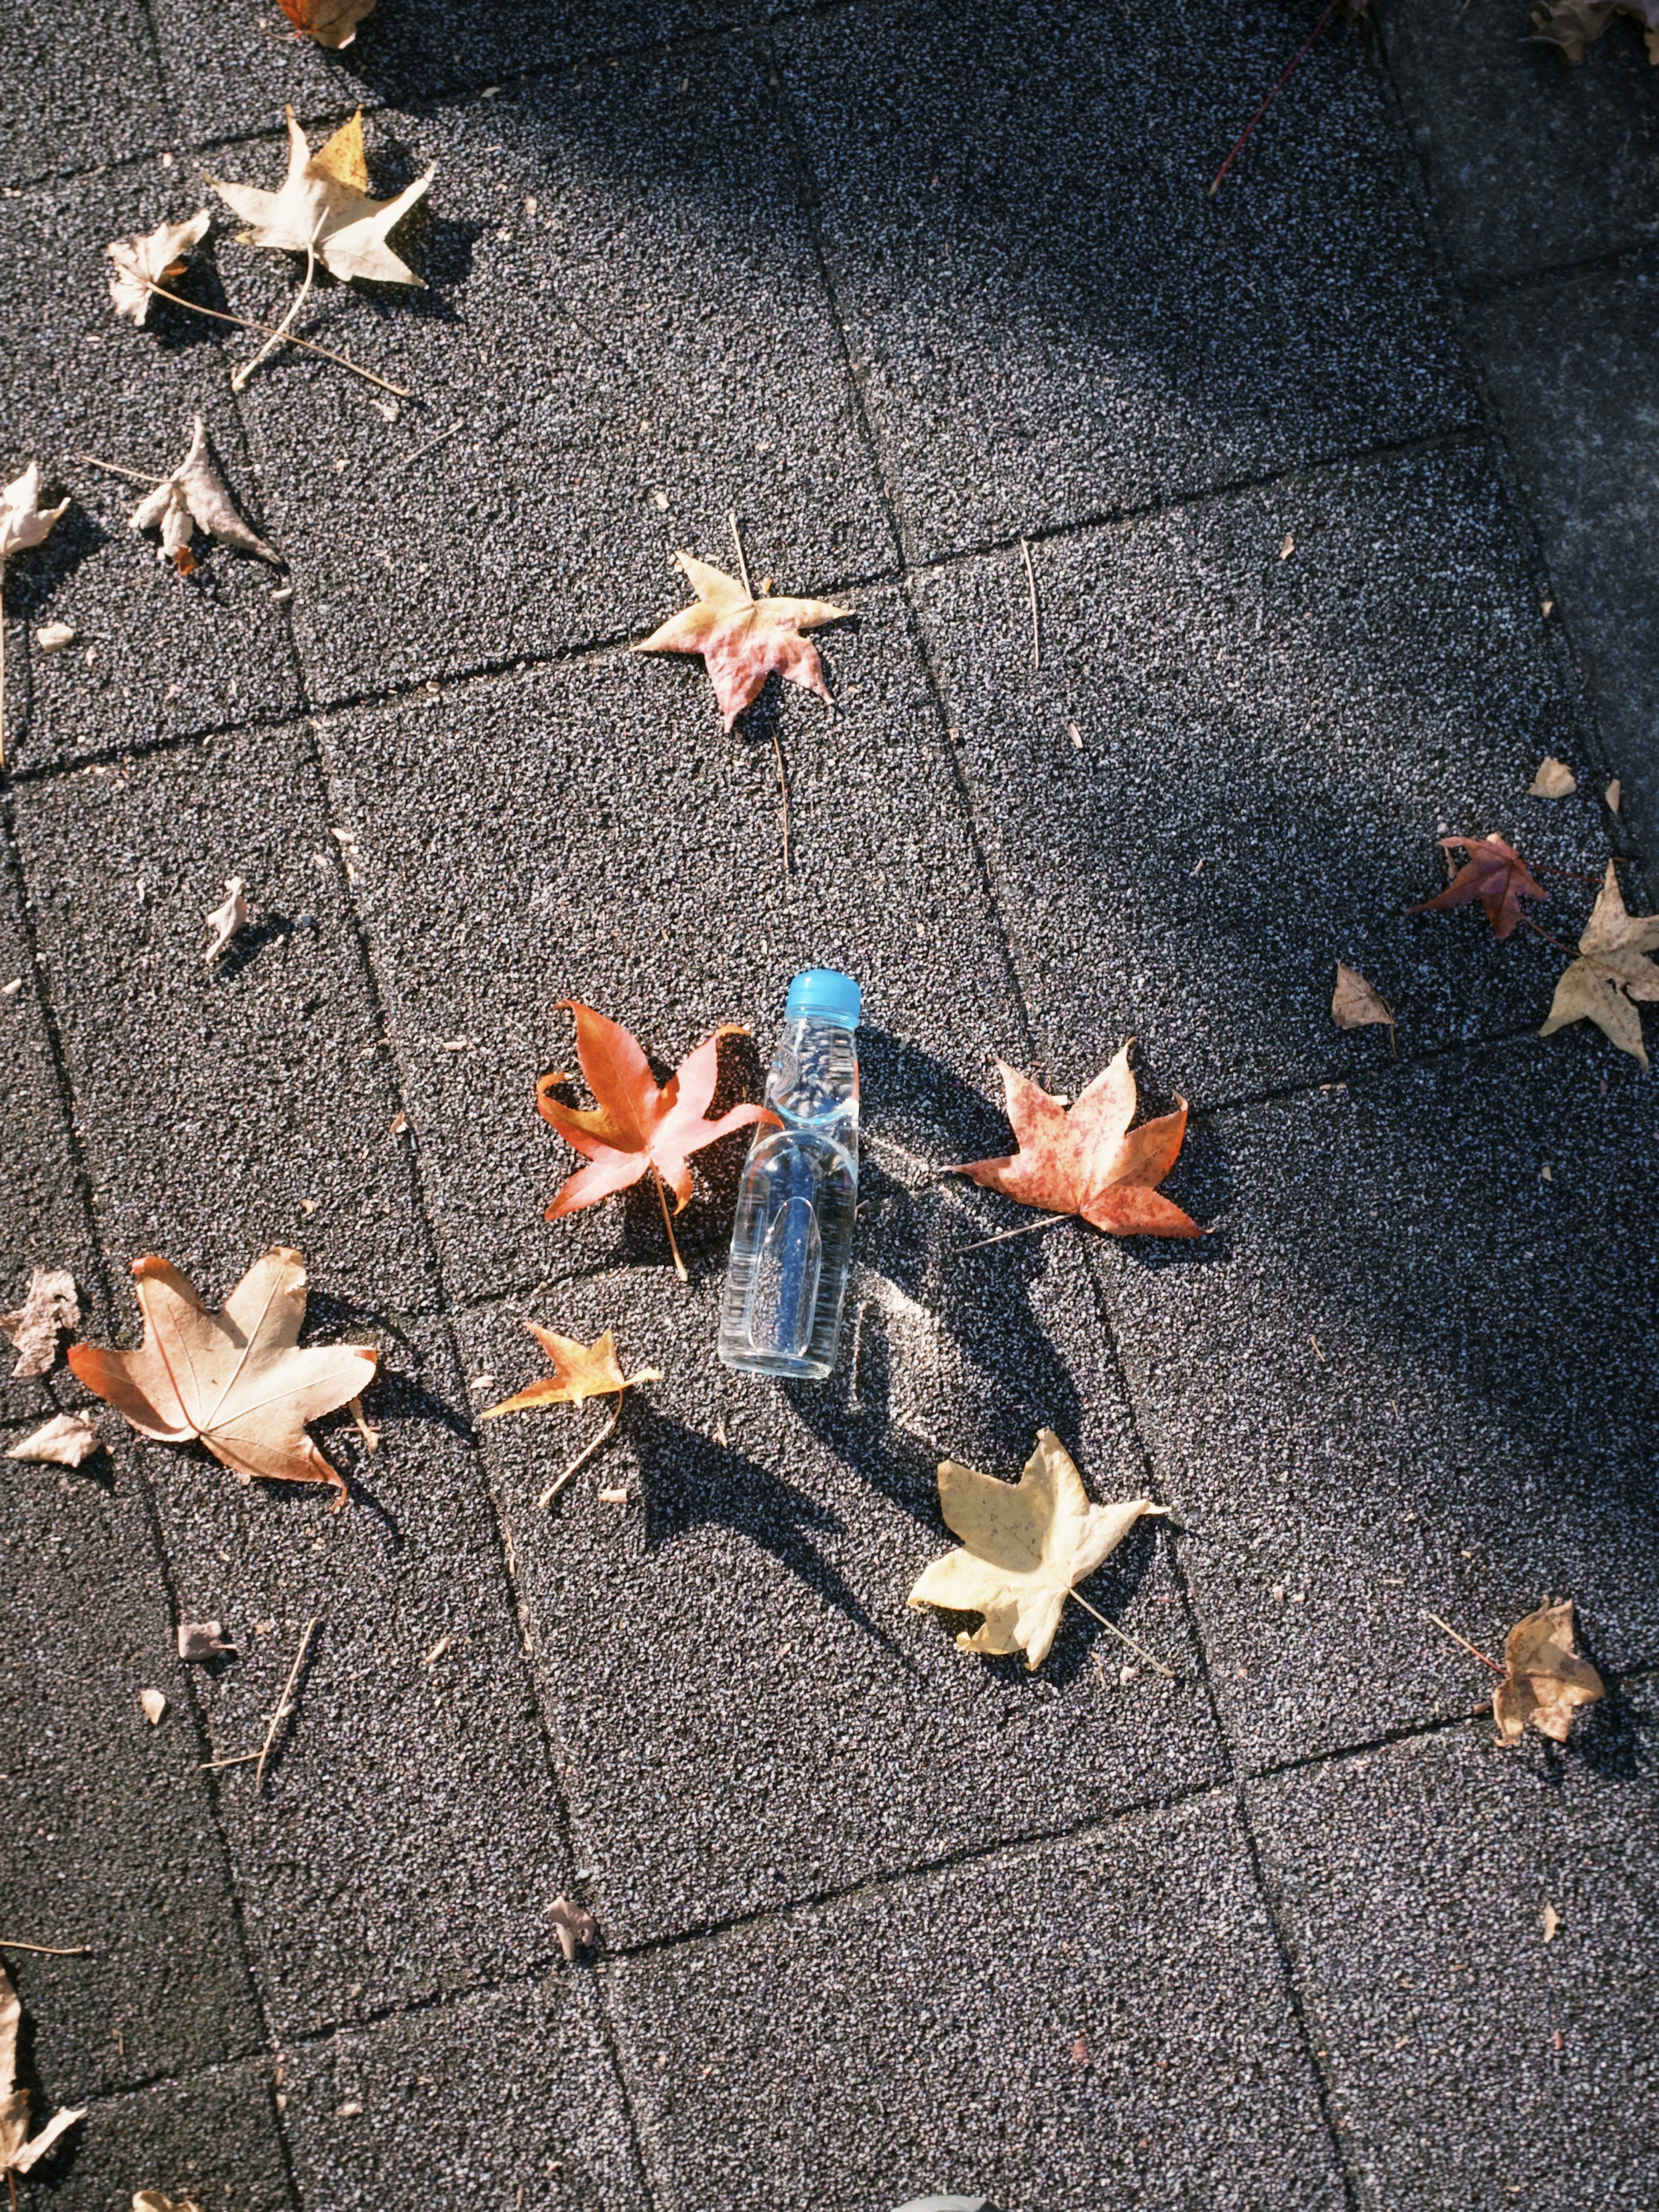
[1450,231,1659,312]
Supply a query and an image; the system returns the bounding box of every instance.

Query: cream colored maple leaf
[1539,859,1659,1065]
[130,419,279,570]
[909,1428,1167,1670]
[636,554,851,731]
[208,108,432,286]
[66,1249,378,1510]
[0,1963,85,2195]
[105,209,211,327]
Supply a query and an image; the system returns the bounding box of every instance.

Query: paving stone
[1469,264,1659,873]
[11,722,436,1317]
[1,1427,259,2099]
[1251,1685,1659,2210]
[1093,1041,1659,1773]
[0,166,301,772]
[778,0,1475,565]
[217,56,890,707]
[914,442,1606,1108]
[280,1976,645,2212]
[0,2,172,189]
[460,1154,1220,1948]
[318,588,1023,1304]
[124,1318,566,2039]
[607,1795,1344,2211]
[1383,0,1659,288]
[19,2057,292,2212]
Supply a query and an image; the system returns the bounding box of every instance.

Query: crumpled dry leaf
[177,1621,236,1660]
[1530,0,1659,64]
[636,553,852,731]
[106,209,212,327]
[0,1268,79,1379]
[278,0,376,47]
[203,877,248,964]
[549,1895,598,1961]
[1541,1901,1561,1942]
[1408,834,1547,941]
[0,1961,85,2189]
[1494,1599,1603,1744]
[1331,963,1395,1033]
[481,1324,660,1417]
[130,418,279,572]
[208,108,432,287]
[908,1428,1168,1670]
[6,1413,101,1468]
[139,1690,168,1726]
[947,1043,1201,1239]
[1539,859,1659,1065]
[0,464,69,575]
[67,1248,378,1510]
[1529,755,1577,798]
[537,1002,777,1223]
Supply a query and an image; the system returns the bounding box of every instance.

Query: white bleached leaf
[106,209,212,327]
[204,876,249,964]
[549,1895,598,1961]
[0,1963,86,2187]
[208,108,432,288]
[1528,756,1577,799]
[130,418,279,569]
[0,1268,79,1379]
[0,464,69,575]
[140,1690,168,1726]
[1540,860,1659,1066]
[6,1413,101,1467]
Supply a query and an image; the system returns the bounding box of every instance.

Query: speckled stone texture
[22,2059,293,2212]
[0,1,171,188]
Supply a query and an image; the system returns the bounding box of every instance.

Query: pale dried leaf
[140,1689,168,1725]
[130,418,279,569]
[1541,1901,1561,1942]
[0,1963,86,2183]
[6,1413,101,1468]
[1539,861,1659,1065]
[278,0,376,47]
[177,1621,235,1660]
[105,208,212,326]
[208,108,432,288]
[909,1429,1168,1671]
[203,876,248,964]
[550,1894,598,1961]
[1528,756,1577,798]
[0,464,69,575]
[35,622,76,654]
[1606,778,1621,813]
[1493,1599,1603,1745]
[1331,963,1394,1031]
[0,1267,79,1379]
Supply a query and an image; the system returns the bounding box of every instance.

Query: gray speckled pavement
[2,5,1656,2211]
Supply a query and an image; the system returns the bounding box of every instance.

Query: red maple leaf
[1408,835,1546,941]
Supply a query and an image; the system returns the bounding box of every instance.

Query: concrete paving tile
[318,588,1022,1303]
[0,168,301,772]
[0,2,171,189]
[1095,1042,1659,1772]
[459,1154,1221,1948]
[1383,0,1659,287]
[11,723,437,1316]
[778,0,1475,564]
[219,58,890,706]
[20,2057,292,2212]
[1251,1687,1659,2210]
[124,1317,567,2039]
[280,1977,645,2212]
[913,442,1608,1108]
[607,1795,1344,2212]
[1,1432,259,2098]
[1470,264,1659,871]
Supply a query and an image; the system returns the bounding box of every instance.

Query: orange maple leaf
[480,1324,660,1417]
[537,1003,779,1274]
[949,1042,1203,1239]
[1408,834,1546,941]
[635,554,851,731]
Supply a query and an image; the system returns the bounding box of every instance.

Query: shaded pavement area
[2,3,1656,2208]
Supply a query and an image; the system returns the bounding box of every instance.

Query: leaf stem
[232,237,318,394]
[1209,0,1344,198]
[953,1212,1070,1255]
[1518,913,1578,956]
[654,1166,689,1284]
[1068,1590,1176,1678]
[256,1614,321,1787]
[140,278,413,398]
[537,1393,623,1510]
[0,1940,93,1956]
[1423,1610,1505,1677]
[70,452,164,486]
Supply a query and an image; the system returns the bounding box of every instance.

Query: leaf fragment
[1539,859,1659,1065]
[177,1621,235,1661]
[1408,834,1547,941]
[34,622,75,654]
[0,1268,79,1379]
[1331,963,1395,1033]
[947,1043,1202,1239]
[277,0,377,48]
[105,209,212,327]
[1493,1599,1603,1745]
[1605,778,1621,813]
[636,553,851,731]
[208,108,432,287]
[1528,756,1577,798]
[67,1249,378,1510]
[0,1962,85,2187]
[1541,1901,1561,1942]
[549,1895,598,1961]
[140,1690,168,1726]
[130,418,280,569]
[0,465,69,575]
[6,1414,100,1468]
[203,877,248,965]
[909,1429,1169,1671]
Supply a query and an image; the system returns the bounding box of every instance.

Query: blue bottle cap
[785,968,861,1029]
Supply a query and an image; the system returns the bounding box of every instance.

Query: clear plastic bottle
[718,970,860,1380]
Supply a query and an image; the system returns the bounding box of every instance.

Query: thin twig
[1209,0,1344,197]
[232,237,317,393]
[1069,1591,1176,1678]
[256,1614,321,1786]
[70,452,163,486]
[653,1166,689,1283]
[728,509,753,598]
[538,1394,623,1510]
[1423,1611,1505,1677]
[954,1212,1070,1255]
[1020,537,1041,671]
[201,1750,264,1770]
[0,1939,93,1956]
[140,278,414,398]
[1518,913,1578,957]
[400,424,461,469]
